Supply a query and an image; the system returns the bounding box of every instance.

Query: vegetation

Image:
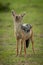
[0,0,43,65]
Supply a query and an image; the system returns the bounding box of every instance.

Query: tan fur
[12,10,35,56]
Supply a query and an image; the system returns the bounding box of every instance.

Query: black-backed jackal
[12,10,35,56]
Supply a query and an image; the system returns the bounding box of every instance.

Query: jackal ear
[11,10,16,16]
[21,12,26,17]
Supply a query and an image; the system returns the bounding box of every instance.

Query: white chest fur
[14,22,22,33]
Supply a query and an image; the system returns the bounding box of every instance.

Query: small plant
[0,2,10,12]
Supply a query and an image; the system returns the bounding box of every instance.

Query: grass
[0,0,43,65]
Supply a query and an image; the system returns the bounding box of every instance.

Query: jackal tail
[26,39,30,48]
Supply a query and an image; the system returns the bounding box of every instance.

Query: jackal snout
[15,15,21,21]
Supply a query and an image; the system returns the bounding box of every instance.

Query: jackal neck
[14,21,22,33]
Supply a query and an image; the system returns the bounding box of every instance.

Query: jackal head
[12,10,26,22]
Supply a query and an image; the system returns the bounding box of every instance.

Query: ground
[0,0,43,65]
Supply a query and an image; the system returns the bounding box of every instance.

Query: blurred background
[0,0,43,65]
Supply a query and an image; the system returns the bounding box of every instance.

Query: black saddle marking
[21,24,32,33]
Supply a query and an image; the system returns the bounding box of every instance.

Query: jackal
[12,10,35,56]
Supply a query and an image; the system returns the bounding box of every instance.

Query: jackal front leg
[16,38,19,56]
[19,39,23,56]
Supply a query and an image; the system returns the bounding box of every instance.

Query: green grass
[0,0,43,65]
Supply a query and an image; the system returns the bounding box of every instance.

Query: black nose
[16,16,18,19]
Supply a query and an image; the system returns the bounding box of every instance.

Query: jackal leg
[16,38,19,56]
[30,32,35,54]
[19,39,23,55]
[24,40,26,56]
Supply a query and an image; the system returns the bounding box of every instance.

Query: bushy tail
[26,39,30,48]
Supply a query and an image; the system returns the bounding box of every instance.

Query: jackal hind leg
[30,32,35,54]
[23,40,26,56]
